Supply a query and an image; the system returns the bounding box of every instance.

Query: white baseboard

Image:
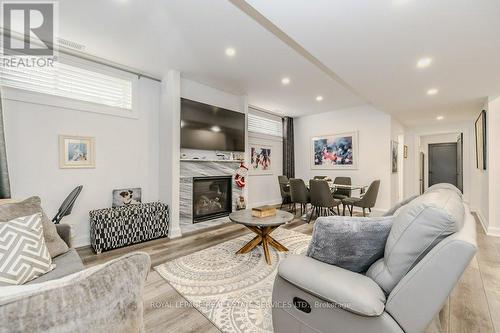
[471,210,500,237]
[474,210,489,235]
[487,226,500,237]
[168,227,182,239]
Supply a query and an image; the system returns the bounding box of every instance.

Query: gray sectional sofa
[26,224,85,284]
[272,184,477,333]
[0,200,151,333]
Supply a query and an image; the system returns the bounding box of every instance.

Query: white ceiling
[57,0,363,117]
[55,0,500,125]
[246,0,500,126]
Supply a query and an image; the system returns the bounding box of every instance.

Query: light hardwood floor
[77,212,500,333]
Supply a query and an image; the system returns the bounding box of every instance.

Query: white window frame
[248,107,283,138]
[1,54,139,119]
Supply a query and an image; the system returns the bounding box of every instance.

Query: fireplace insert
[192,176,232,223]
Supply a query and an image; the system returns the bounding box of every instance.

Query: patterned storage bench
[90,202,169,253]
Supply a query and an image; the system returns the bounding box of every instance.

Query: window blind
[248,113,283,137]
[0,62,133,110]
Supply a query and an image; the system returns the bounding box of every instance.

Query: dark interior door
[456,134,464,192]
[429,143,458,187]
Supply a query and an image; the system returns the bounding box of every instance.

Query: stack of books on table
[251,205,277,218]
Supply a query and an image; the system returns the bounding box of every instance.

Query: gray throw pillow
[0,214,55,285]
[307,216,393,273]
[0,197,69,258]
[383,194,419,217]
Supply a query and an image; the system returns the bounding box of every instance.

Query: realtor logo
[2,2,56,56]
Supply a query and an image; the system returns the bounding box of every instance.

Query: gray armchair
[343,180,380,216]
[272,187,477,333]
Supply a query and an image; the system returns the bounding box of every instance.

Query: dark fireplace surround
[192,176,232,223]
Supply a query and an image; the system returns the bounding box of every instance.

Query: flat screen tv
[180,98,245,152]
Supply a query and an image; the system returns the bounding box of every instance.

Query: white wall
[159,70,180,238]
[181,79,245,113]
[473,100,489,230]
[391,117,406,205]
[4,78,161,247]
[160,77,248,235]
[247,108,283,207]
[486,96,500,236]
[294,105,392,211]
[404,121,474,208]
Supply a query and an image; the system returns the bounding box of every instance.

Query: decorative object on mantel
[311,132,358,170]
[216,151,231,160]
[112,187,142,208]
[59,135,95,169]
[232,151,245,161]
[234,162,248,188]
[250,145,272,175]
[236,195,246,210]
[89,202,169,253]
[251,205,276,218]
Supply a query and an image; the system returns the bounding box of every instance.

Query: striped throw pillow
[0,213,55,285]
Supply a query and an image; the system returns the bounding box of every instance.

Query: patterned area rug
[154,228,311,333]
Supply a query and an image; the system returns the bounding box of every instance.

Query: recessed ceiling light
[427,88,439,96]
[316,95,323,102]
[436,115,444,120]
[211,125,221,132]
[281,77,291,85]
[225,47,236,57]
[417,57,433,68]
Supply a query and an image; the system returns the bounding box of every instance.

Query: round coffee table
[229,209,294,265]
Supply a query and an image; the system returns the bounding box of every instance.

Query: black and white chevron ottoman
[89,202,169,253]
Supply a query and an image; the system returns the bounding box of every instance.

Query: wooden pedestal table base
[229,209,294,265]
[236,225,289,264]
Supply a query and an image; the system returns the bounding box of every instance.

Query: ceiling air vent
[57,38,86,51]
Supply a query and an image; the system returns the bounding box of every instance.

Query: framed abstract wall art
[311,132,358,170]
[59,135,95,169]
[250,145,272,175]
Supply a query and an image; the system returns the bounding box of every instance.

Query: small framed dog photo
[59,135,95,169]
[112,188,142,208]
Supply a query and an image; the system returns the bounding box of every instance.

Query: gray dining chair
[313,176,328,180]
[342,180,381,217]
[332,177,351,200]
[309,179,342,223]
[289,178,310,215]
[278,175,291,210]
